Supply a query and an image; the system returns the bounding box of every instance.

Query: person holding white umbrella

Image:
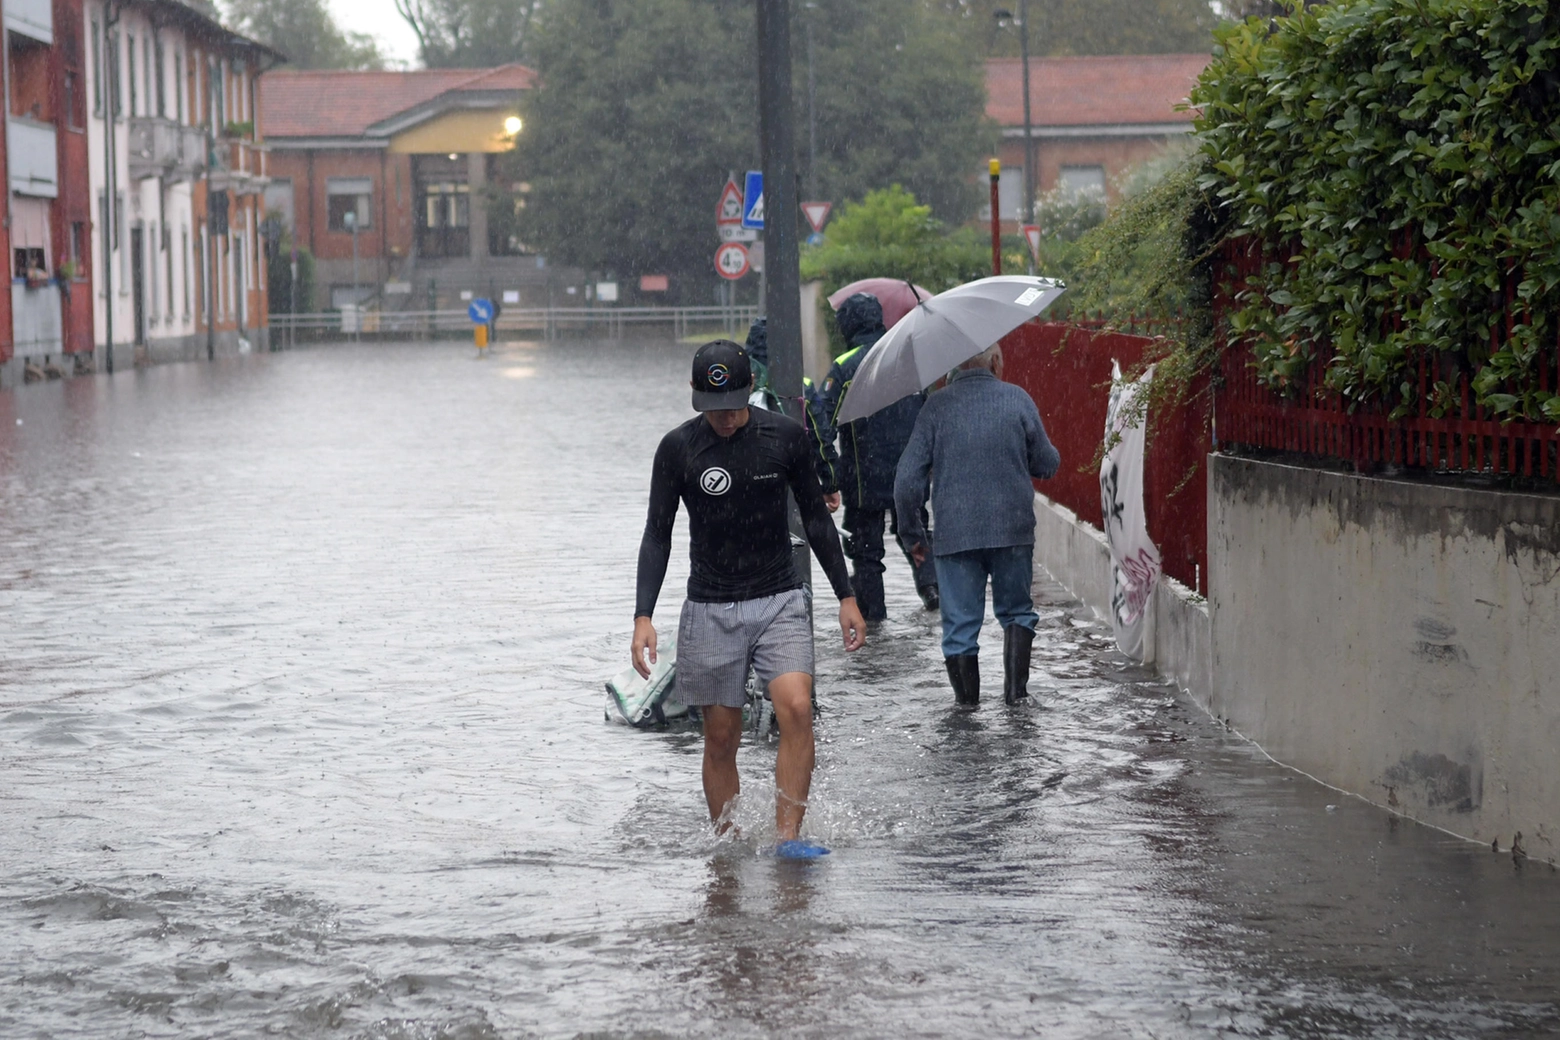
[894,343,1059,707]
[832,275,1067,708]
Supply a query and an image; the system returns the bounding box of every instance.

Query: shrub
[1193,0,1560,422]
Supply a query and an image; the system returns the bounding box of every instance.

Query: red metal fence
[1215,242,1560,481]
[1003,320,1210,593]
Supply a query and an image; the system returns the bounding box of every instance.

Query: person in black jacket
[816,293,939,620]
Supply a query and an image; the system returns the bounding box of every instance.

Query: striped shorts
[676,589,814,708]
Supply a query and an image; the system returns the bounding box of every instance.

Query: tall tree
[394,0,544,67]
[506,0,988,285]
[943,0,1218,56]
[224,0,386,69]
[802,0,989,222]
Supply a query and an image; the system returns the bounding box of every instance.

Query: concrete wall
[1032,490,1210,699]
[1208,455,1560,849]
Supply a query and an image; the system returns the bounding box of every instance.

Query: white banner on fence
[1100,360,1162,663]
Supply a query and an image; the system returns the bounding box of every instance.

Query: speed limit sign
[714,242,750,281]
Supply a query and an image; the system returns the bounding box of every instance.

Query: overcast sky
[328,0,422,67]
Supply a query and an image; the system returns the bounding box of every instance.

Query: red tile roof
[262,64,537,139]
[985,54,1209,128]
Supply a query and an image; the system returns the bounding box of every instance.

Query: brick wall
[1001,320,1210,592]
[270,148,414,268]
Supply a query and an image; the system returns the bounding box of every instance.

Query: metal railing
[268,304,763,342]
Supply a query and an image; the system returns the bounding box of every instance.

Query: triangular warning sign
[1022,223,1042,263]
[717,180,743,225]
[801,201,832,233]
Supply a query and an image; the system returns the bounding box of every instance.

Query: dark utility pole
[756,0,802,419]
[805,4,818,200]
[756,0,810,592]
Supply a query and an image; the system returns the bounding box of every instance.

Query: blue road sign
[806,232,825,246]
[742,170,764,229]
[468,298,495,324]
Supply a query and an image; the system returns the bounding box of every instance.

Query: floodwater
[1,338,1557,1040]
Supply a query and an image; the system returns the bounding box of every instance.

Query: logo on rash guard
[707,364,730,387]
[700,467,732,495]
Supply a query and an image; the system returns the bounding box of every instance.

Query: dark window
[91,20,102,114]
[72,222,89,278]
[155,39,165,117]
[127,34,137,116]
[15,247,48,280]
[9,33,53,121]
[327,193,372,232]
[64,71,83,129]
[110,31,122,115]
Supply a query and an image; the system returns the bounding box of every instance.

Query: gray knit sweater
[893,367,1060,557]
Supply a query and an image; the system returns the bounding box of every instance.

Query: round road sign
[715,242,750,281]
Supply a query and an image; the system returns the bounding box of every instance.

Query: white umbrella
[833,275,1066,424]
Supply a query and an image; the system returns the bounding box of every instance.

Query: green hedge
[1193,0,1560,421]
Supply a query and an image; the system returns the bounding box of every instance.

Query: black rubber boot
[1003,625,1035,705]
[917,583,940,611]
[945,654,980,707]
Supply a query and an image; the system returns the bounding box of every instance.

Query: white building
[83,0,277,366]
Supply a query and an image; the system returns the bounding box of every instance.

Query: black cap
[690,340,753,412]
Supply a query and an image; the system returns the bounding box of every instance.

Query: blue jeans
[934,545,1038,657]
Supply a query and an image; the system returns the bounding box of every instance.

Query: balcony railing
[127,118,206,182]
[208,135,268,193]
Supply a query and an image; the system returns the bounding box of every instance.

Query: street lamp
[343,209,360,342]
[995,2,1036,268]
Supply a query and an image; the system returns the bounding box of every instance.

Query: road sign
[720,224,758,243]
[1022,224,1043,264]
[716,180,743,226]
[715,242,750,280]
[806,232,824,246]
[742,170,764,229]
[801,201,832,233]
[468,298,494,323]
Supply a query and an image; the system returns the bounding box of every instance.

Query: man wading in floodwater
[633,340,866,858]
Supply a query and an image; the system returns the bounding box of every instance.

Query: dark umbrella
[827,278,933,330]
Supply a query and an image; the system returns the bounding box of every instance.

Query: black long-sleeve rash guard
[635,409,855,618]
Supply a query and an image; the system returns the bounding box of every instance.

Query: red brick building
[3,0,95,385]
[263,65,556,312]
[984,53,1210,222]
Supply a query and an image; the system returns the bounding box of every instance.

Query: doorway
[130,225,146,345]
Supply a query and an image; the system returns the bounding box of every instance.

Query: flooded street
[2,338,1557,1039]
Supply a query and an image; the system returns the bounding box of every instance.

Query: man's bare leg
[701,705,744,833]
[768,671,816,841]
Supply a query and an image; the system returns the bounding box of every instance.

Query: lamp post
[343,209,359,342]
[101,6,120,374]
[995,3,1036,273]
